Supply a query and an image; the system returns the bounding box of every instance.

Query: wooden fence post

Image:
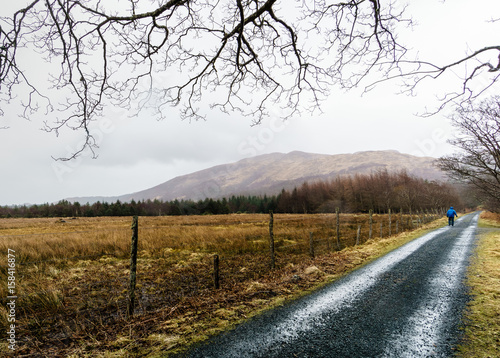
[213,254,220,289]
[356,225,361,245]
[380,222,383,238]
[336,208,340,250]
[127,216,139,319]
[369,209,373,240]
[309,232,315,258]
[399,208,403,230]
[269,211,275,269]
[388,208,392,236]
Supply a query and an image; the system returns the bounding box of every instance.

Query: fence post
[269,211,275,269]
[369,209,373,240]
[213,254,220,289]
[380,222,383,238]
[388,208,392,236]
[336,208,340,250]
[356,225,361,245]
[127,216,139,319]
[309,232,315,258]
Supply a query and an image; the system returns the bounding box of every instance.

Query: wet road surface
[177,213,479,357]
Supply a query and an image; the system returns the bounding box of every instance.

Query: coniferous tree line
[0,171,464,218]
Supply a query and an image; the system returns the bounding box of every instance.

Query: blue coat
[446,208,457,218]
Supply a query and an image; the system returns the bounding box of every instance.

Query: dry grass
[457,212,500,357]
[0,213,422,262]
[0,212,440,357]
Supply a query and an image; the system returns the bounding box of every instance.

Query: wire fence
[0,209,445,354]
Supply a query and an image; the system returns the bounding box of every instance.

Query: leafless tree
[437,96,500,210]
[1,1,499,158]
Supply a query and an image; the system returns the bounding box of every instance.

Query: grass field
[0,212,443,356]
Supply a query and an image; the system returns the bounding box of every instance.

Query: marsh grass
[0,212,438,356]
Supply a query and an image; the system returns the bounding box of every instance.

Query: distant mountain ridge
[66,150,444,204]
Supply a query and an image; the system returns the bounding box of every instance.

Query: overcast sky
[1,0,499,206]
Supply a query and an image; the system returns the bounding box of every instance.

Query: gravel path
[177,213,479,358]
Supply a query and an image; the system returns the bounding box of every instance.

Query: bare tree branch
[366,45,500,116]
[9,1,497,159]
[437,96,500,209]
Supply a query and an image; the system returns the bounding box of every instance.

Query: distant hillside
[67,150,444,204]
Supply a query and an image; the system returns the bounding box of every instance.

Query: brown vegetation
[0,212,443,356]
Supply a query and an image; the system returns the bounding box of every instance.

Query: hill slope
[68,150,444,204]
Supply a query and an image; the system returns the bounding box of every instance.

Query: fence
[0,209,445,354]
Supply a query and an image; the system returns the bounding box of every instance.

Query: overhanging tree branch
[437,96,500,210]
[2,1,497,159]
[366,45,500,115]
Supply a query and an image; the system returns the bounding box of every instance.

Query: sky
[1,0,499,206]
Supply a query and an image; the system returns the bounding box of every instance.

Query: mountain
[67,150,444,204]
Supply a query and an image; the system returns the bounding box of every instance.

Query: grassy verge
[457,212,500,357]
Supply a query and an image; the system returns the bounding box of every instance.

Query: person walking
[446,206,458,226]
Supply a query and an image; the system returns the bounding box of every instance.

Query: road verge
[457,212,500,357]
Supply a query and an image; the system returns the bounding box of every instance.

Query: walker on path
[446,206,458,226]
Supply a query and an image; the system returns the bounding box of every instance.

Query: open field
[0,212,443,356]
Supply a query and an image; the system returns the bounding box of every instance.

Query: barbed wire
[0,253,118,268]
[0,213,437,239]
[0,214,439,269]
[0,227,130,239]
[1,213,443,327]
